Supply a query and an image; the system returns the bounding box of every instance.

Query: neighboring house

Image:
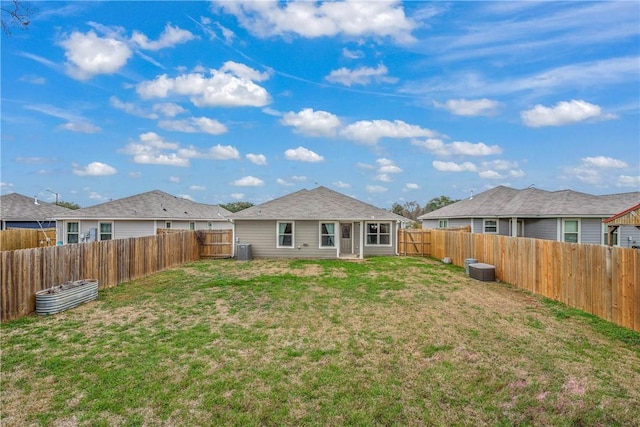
[53,190,232,244]
[229,186,407,259]
[603,203,640,248]
[418,186,640,246]
[0,193,72,230]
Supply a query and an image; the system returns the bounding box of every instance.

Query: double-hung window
[366,222,391,246]
[484,219,498,234]
[67,222,79,244]
[320,222,336,248]
[99,222,113,241]
[277,221,294,248]
[563,219,579,243]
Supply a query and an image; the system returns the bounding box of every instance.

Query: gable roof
[1,193,72,222]
[53,190,231,220]
[230,186,406,221]
[418,186,640,220]
[603,203,640,225]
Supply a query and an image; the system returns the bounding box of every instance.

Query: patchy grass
[1,257,639,426]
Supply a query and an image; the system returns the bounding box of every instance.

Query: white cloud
[136,63,271,107]
[25,103,101,133]
[366,185,388,193]
[153,103,187,118]
[342,48,364,59]
[325,63,398,87]
[432,160,477,172]
[131,24,196,50]
[177,194,195,201]
[412,138,502,156]
[220,61,271,81]
[169,176,180,183]
[213,0,417,44]
[189,185,206,191]
[281,108,341,137]
[277,178,295,186]
[377,158,402,174]
[405,183,420,190]
[284,146,324,162]
[121,132,241,166]
[73,161,117,176]
[110,96,158,119]
[207,145,240,160]
[158,117,228,135]
[582,156,628,168]
[231,193,245,200]
[333,181,351,188]
[436,98,501,116]
[59,30,132,80]
[376,174,394,183]
[233,176,264,187]
[341,119,437,145]
[20,74,46,85]
[478,170,503,179]
[616,175,640,188]
[59,122,101,134]
[246,153,267,165]
[521,99,613,127]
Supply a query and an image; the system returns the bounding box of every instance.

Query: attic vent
[163,208,167,211]
[184,211,188,214]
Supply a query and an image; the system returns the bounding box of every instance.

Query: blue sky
[2,1,639,208]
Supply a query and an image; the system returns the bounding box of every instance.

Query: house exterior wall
[523,218,557,240]
[234,219,398,259]
[57,219,230,244]
[580,218,604,244]
[617,225,640,248]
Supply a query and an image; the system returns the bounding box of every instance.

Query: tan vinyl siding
[234,220,338,259]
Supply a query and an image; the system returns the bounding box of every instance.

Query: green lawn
[2,257,639,426]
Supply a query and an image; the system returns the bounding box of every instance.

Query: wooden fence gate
[196,230,233,258]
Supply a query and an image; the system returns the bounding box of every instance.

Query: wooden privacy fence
[430,230,640,332]
[0,228,57,251]
[397,227,469,256]
[398,229,432,256]
[1,231,200,322]
[196,230,233,258]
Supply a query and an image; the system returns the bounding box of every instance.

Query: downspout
[359,221,364,259]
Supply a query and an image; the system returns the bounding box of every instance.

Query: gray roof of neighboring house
[229,186,407,222]
[418,186,640,220]
[1,193,72,222]
[53,190,231,220]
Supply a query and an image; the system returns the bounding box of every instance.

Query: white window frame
[276,221,295,248]
[483,219,498,234]
[189,222,195,231]
[207,221,213,230]
[165,221,172,229]
[67,222,79,244]
[365,222,392,247]
[319,222,337,248]
[562,219,580,243]
[99,222,113,241]
[438,219,449,229]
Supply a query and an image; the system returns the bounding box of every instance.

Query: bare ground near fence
[0,231,201,321]
[428,230,639,332]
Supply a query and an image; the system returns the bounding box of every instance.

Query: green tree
[423,196,458,213]
[220,201,254,213]
[57,201,81,210]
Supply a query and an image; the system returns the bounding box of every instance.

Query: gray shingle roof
[230,186,407,221]
[53,190,231,220]
[418,185,640,219]
[1,193,73,221]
